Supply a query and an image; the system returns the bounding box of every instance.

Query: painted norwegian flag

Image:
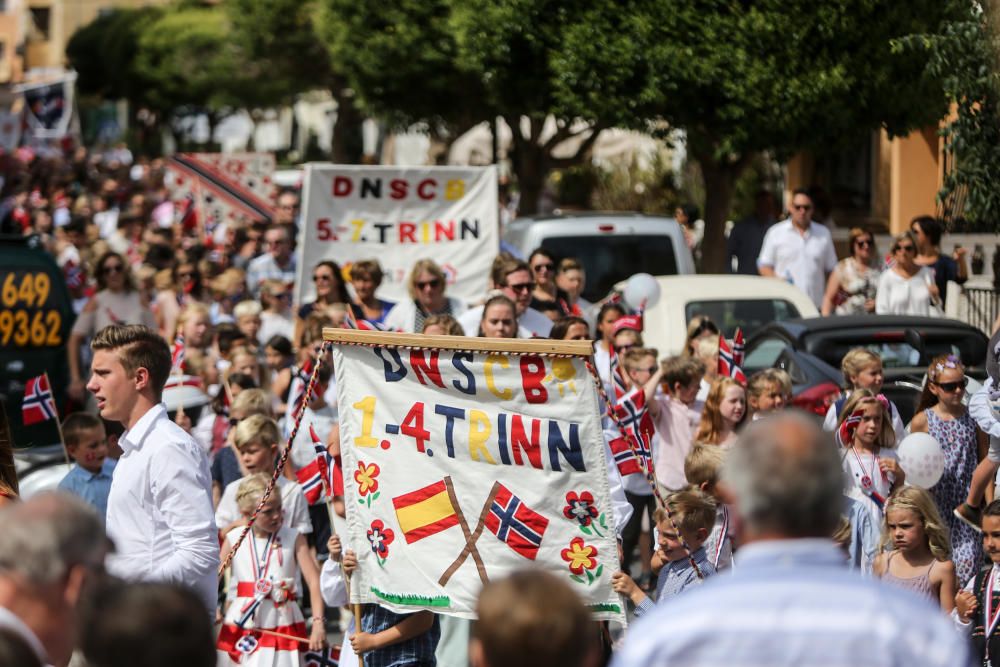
[170,334,185,374]
[608,435,643,476]
[304,646,340,667]
[484,484,549,560]
[22,374,57,426]
[718,334,747,385]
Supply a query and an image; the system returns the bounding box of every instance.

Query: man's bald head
[722,411,842,540]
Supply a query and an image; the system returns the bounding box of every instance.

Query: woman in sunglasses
[527,248,569,319]
[821,227,880,316]
[875,231,940,316]
[294,260,350,345]
[68,251,156,404]
[909,354,987,585]
[383,259,466,332]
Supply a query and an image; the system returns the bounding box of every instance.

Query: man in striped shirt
[612,412,970,667]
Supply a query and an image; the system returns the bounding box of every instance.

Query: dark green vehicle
[0,235,75,455]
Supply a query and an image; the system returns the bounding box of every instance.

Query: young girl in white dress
[217,473,326,666]
[839,389,905,572]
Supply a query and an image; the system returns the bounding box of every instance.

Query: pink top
[653,394,703,490]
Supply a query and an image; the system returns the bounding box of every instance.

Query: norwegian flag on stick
[718,334,747,385]
[732,327,745,369]
[23,374,58,426]
[613,389,654,474]
[295,424,335,506]
[170,334,185,374]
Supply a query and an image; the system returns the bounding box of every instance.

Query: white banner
[333,336,624,623]
[295,165,498,305]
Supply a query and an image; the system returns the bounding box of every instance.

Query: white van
[502,213,695,302]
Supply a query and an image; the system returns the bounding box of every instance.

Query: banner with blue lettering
[331,332,625,622]
[295,165,499,306]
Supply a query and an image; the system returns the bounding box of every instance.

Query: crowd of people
[0,144,995,667]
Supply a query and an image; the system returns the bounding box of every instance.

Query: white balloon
[896,432,945,489]
[623,273,661,311]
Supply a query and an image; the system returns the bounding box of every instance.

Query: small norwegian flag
[170,334,185,374]
[290,359,313,415]
[609,349,630,402]
[22,374,57,426]
[837,408,865,448]
[613,389,654,472]
[732,327,745,369]
[295,425,334,506]
[718,334,747,385]
[608,435,643,476]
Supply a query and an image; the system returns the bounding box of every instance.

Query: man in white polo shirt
[86,324,219,612]
[757,189,837,308]
[459,256,554,338]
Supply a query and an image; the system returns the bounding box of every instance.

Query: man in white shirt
[459,257,553,338]
[0,493,109,667]
[87,324,219,612]
[246,224,297,297]
[757,189,837,308]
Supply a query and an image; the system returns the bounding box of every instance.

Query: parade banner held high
[328,330,624,623]
[296,165,499,305]
[166,152,277,233]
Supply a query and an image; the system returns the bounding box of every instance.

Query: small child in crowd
[954,499,1000,660]
[823,348,905,442]
[694,377,746,448]
[746,368,791,420]
[216,474,325,664]
[214,414,312,538]
[648,355,706,494]
[874,487,956,611]
[319,534,360,665]
[685,444,733,570]
[58,412,115,518]
[611,489,717,617]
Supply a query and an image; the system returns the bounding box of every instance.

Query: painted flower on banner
[563,491,598,526]
[367,519,394,565]
[355,461,381,508]
[562,537,601,585]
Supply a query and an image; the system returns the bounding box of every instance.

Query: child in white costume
[217,474,326,666]
[320,534,360,665]
[956,329,1000,531]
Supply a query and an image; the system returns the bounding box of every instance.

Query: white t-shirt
[757,219,838,307]
[215,475,313,536]
[875,267,936,316]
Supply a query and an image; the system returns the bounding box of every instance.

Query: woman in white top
[876,231,940,316]
[382,259,466,332]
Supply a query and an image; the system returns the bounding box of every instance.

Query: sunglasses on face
[792,204,812,211]
[855,239,873,248]
[313,274,333,283]
[616,344,636,353]
[102,264,125,275]
[933,377,968,392]
[895,244,915,253]
[507,282,535,293]
[416,279,441,290]
[532,263,555,272]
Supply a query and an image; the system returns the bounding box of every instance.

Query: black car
[743,315,989,423]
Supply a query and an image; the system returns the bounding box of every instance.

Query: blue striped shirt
[612,539,971,667]
[635,547,716,618]
[361,605,439,667]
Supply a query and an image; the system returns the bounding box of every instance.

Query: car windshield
[801,327,987,369]
[541,235,678,302]
[685,299,803,340]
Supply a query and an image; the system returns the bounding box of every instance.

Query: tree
[317,0,490,161]
[554,0,961,271]
[900,2,1000,229]
[225,0,365,162]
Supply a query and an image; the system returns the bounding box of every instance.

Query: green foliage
[66,7,163,105]
[899,7,1000,229]
[317,0,487,131]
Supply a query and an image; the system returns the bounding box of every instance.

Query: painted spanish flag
[392,479,461,544]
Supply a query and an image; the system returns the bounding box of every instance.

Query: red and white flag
[22,374,57,426]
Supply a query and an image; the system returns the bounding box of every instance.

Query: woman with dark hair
[911,215,968,308]
[550,315,590,341]
[675,203,704,258]
[478,294,518,339]
[593,301,627,390]
[294,260,350,344]
[348,258,395,325]
[68,251,156,403]
[155,258,210,339]
[527,248,569,318]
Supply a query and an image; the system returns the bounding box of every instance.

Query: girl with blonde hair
[823,347,905,443]
[873,487,956,611]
